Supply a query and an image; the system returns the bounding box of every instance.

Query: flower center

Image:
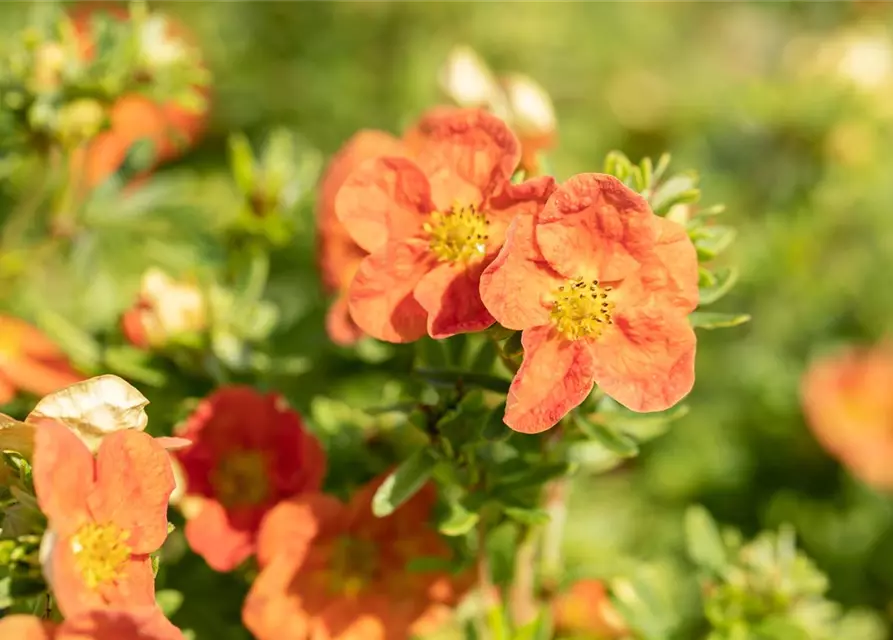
[70,522,132,589]
[550,277,615,340]
[423,204,490,263]
[211,450,270,508]
[328,535,379,598]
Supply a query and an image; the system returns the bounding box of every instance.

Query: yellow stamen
[211,451,270,508]
[423,204,490,263]
[550,277,616,340]
[71,522,131,589]
[328,535,379,598]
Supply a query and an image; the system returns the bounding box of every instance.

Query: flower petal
[326,294,365,346]
[33,419,94,537]
[479,215,564,331]
[0,413,35,457]
[535,173,657,281]
[27,375,149,454]
[335,156,435,253]
[242,557,313,640]
[3,357,83,401]
[50,537,107,617]
[348,239,435,343]
[0,374,15,404]
[89,430,175,553]
[414,261,494,339]
[184,500,255,572]
[256,493,344,568]
[409,107,521,209]
[505,326,596,433]
[154,436,192,451]
[96,556,157,611]
[591,308,696,412]
[484,175,556,247]
[0,615,54,640]
[624,216,699,313]
[60,607,184,640]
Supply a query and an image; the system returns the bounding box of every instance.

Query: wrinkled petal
[0,615,53,639]
[335,156,435,253]
[256,493,344,568]
[326,294,365,346]
[33,420,94,537]
[535,173,657,281]
[479,215,564,331]
[154,436,192,451]
[50,538,107,616]
[505,326,596,433]
[185,500,255,572]
[483,175,556,247]
[95,556,157,611]
[313,598,389,640]
[242,556,313,640]
[27,375,149,454]
[624,216,699,313]
[348,239,435,343]
[591,308,696,412]
[59,606,184,640]
[414,261,494,339]
[409,107,521,210]
[90,430,175,554]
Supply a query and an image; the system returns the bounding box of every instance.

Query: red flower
[553,580,628,639]
[317,130,408,346]
[0,315,84,405]
[479,173,699,433]
[0,607,184,640]
[33,421,175,616]
[801,342,893,489]
[336,107,555,342]
[174,387,326,572]
[243,476,468,640]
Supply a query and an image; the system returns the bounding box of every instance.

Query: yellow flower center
[423,204,490,263]
[70,522,132,589]
[328,535,379,598]
[550,277,616,340]
[211,451,270,508]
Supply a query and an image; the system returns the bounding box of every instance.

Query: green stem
[509,525,540,629]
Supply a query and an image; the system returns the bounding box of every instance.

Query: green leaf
[575,414,638,458]
[494,462,570,492]
[405,555,456,573]
[415,339,449,369]
[156,589,184,617]
[567,441,626,473]
[698,267,739,306]
[438,499,480,536]
[504,507,550,526]
[228,132,256,195]
[103,346,167,387]
[650,172,700,214]
[470,339,498,374]
[371,448,436,517]
[684,505,728,574]
[689,312,751,329]
[693,225,736,259]
[414,368,511,394]
[481,403,510,441]
[35,310,101,368]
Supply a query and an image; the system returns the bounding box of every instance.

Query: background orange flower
[317,129,407,346]
[801,342,893,489]
[33,420,175,616]
[553,580,628,639]
[479,173,699,432]
[175,387,326,572]
[0,315,84,405]
[243,477,467,640]
[0,607,184,640]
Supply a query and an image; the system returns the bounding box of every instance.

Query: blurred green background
[3,1,893,637]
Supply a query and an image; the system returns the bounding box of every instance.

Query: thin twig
[508,525,540,628]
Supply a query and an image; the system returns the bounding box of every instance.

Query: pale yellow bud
[31,42,66,93]
[439,45,509,119]
[125,268,207,349]
[501,73,556,140]
[55,98,105,147]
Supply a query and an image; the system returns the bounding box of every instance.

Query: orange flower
[553,580,628,639]
[243,476,467,640]
[317,130,407,346]
[174,387,326,572]
[479,173,699,433]
[121,268,207,350]
[801,342,893,489]
[32,421,175,617]
[0,607,184,640]
[336,107,555,342]
[0,315,84,405]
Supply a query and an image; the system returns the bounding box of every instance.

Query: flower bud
[30,42,66,93]
[439,44,509,119]
[55,98,105,147]
[122,268,207,349]
[501,73,556,142]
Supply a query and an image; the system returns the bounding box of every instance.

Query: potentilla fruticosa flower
[121,268,207,350]
[801,342,893,489]
[0,606,184,640]
[242,476,468,640]
[317,130,408,346]
[336,107,555,343]
[174,387,326,572]
[0,315,83,405]
[479,173,699,433]
[33,421,175,616]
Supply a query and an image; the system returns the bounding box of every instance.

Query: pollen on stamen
[549,276,617,341]
[425,205,490,263]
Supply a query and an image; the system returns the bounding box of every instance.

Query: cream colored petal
[26,375,149,453]
[501,73,556,139]
[0,414,35,458]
